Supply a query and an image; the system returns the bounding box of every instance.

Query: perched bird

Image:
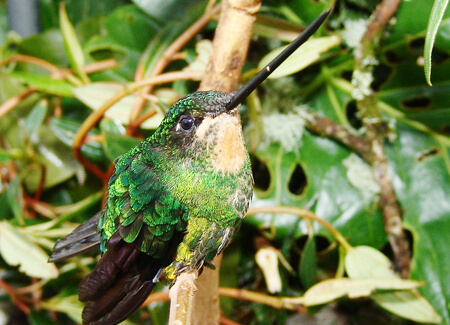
[49,9,331,325]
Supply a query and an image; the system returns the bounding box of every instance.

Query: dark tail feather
[82,273,158,325]
[78,235,139,301]
[49,212,101,263]
[79,238,164,325]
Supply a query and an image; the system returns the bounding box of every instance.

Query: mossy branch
[352,0,410,277]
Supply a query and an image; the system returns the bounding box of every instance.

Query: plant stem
[352,0,410,277]
[247,206,352,251]
[169,272,198,325]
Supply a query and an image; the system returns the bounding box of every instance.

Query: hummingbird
[49,9,331,325]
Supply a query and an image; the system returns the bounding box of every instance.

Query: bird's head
[152,91,247,174]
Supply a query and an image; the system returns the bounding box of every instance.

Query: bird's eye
[180,116,195,131]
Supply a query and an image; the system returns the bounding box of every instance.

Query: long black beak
[225,8,332,111]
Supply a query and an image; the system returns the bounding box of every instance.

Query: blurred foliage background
[0,0,449,324]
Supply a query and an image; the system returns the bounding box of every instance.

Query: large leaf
[301,277,424,307]
[50,117,106,163]
[345,246,443,323]
[385,122,450,324]
[103,5,161,51]
[73,82,165,129]
[18,29,67,66]
[0,221,58,279]
[386,0,450,46]
[258,36,341,79]
[378,60,450,132]
[246,95,386,248]
[39,0,130,30]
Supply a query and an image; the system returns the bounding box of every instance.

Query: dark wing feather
[49,212,101,263]
[79,231,184,325]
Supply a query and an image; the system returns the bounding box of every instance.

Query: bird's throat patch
[195,113,246,174]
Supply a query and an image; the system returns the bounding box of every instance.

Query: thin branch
[83,59,118,74]
[0,54,62,76]
[304,111,372,161]
[352,0,410,277]
[169,272,198,325]
[247,206,351,251]
[0,279,30,314]
[142,285,308,314]
[218,287,305,312]
[220,316,244,325]
[0,88,38,119]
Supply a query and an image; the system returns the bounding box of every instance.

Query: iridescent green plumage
[100,91,252,276]
[50,91,253,325]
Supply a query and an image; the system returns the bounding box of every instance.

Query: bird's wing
[48,211,101,263]
[78,150,188,325]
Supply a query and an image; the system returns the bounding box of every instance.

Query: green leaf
[50,117,106,163]
[29,309,57,325]
[258,36,341,79]
[371,290,443,324]
[0,221,58,279]
[386,1,450,45]
[345,246,396,279]
[73,82,164,129]
[10,71,74,97]
[299,235,318,289]
[301,278,424,307]
[385,122,450,324]
[345,246,442,323]
[39,0,129,31]
[41,293,136,325]
[0,148,11,162]
[100,118,126,136]
[101,116,141,161]
[424,0,449,85]
[59,2,89,84]
[103,5,161,51]
[18,29,67,66]
[20,102,48,141]
[41,295,83,324]
[247,133,386,248]
[5,176,24,225]
[139,4,205,77]
[103,133,141,162]
[0,3,8,46]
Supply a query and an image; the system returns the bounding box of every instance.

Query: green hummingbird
[49,9,330,325]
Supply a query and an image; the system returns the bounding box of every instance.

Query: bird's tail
[49,212,101,263]
[79,233,165,325]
